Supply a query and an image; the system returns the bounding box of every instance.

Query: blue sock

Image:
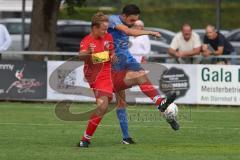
[116,108,130,139]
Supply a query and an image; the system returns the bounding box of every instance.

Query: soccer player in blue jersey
[108,4,179,144]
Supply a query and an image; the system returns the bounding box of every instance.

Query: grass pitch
[0,102,239,160]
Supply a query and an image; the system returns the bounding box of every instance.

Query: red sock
[81,113,102,142]
[139,81,163,105]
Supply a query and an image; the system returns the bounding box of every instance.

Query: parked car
[144,27,175,62]
[226,28,240,53]
[0,18,91,51]
[57,24,175,62]
[0,18,175,63]
[56,20,91,52]
[145,27,176,45]
[0,18,31,51]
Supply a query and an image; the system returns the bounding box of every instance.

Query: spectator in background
[202,25,236,64]
[128,20,151,63]
[0,23,12,59]
[168,23,201,64]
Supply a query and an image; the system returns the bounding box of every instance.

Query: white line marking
[0,122,239,130]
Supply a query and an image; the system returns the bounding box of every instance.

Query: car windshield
[227,31,240,41]
[5,23,30,34]
[57,25,91,37]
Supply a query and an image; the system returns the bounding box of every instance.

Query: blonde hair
[91,12,108,28]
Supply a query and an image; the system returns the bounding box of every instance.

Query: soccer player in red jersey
[78,12,116,148]
[79,12,178,148]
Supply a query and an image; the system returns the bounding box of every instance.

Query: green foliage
[59,2,240,31]
[60,7,116,19]
[63,0,87,15]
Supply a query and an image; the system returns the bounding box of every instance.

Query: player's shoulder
[109,15,120,20]
[104,33,113,41]
[108,14,122,26]
[81,34,91,42]
[105,33,113,39]
[80,34,92,46]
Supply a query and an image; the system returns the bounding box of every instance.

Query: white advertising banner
[47,61,95,102]
[196,65,240,105]
[47,61,240,106]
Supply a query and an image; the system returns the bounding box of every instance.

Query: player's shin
[139,81,163,106]
[81,96,109,142]
[116,107,130,139]
[81,112,102,142]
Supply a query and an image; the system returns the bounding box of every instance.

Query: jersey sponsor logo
[104,41,110,50]
[92,51,110,64]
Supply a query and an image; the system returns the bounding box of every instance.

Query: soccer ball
[163,103,178,119]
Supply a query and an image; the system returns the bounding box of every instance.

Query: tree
[29,0,86,60]
[29,0,61,52]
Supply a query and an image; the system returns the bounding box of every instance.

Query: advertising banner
[0,61,47,99]
[47,61,240,106]
[47,61,95,102]
[47,61,197,104]
[197,65,240,105]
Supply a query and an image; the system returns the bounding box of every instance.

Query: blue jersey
[108,15,142,71]
[108,15,129,53]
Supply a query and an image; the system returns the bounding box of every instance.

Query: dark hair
[122,4,140,16]
[91,12,108,28]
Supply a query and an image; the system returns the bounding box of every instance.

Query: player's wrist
[147,31,154,36]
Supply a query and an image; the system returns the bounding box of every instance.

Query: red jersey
[79,33,114,99]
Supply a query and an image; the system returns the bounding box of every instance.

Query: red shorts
[86,66,113,101]
[111,70,130,92]
[90,80,113,101]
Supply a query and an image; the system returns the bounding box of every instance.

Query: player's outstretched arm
[115,24,160,37]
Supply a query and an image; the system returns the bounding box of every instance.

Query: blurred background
[0,0,239,59]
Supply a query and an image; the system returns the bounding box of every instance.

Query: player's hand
[88,43,95,53]
[150,31,161,38]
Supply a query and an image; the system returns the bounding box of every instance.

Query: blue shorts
[112,51,142,71]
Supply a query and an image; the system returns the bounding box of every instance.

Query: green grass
[0,102,239,160]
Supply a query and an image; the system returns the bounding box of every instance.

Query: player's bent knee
[96,104,108,116]
[117,100,127,108]
[96,96,109,115]
[96,107,108,116]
